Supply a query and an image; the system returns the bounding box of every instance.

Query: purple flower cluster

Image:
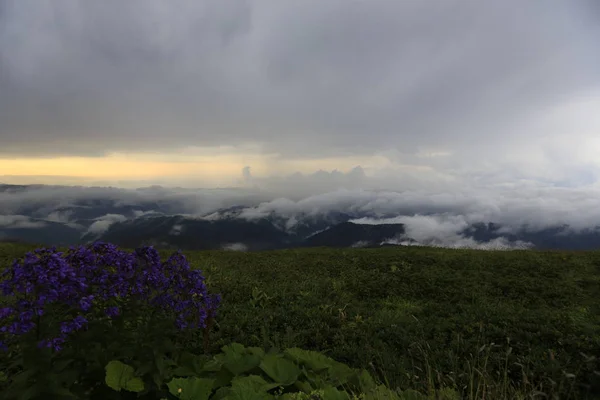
[0,242,220,352]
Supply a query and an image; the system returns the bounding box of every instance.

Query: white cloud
[382,236,533,251]
[0,215,47,229]
[3,175,600,251]
[170,224,183,236]
[85,214,128,236]
[222,243,248,251]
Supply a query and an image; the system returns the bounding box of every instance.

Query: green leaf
[203,356,225,372]
[227,375,275,400]
[105,360,145,393]
[177,352,210,376]
[284,348,335,372]
[321,386,351,400]
[213,367,235,389]
[354,369,377,393]
[155,354,167,377]
[293,379,314,394]
[301,367,328,390]
[221,342,247,355]
[247,346,266,359]
[233,375,281,392]
[173,366,199,377]
[126,377,145,393]
[167,377,215,400]
[211,386,231,400]
[222,343,262,375]
[326,361,354,386]
[226,354,262,375]
[259,354,301,386]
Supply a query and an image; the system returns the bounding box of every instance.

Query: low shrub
[0,242,220,398]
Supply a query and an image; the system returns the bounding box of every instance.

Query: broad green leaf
[105,360,145,393]
[321,386,351,400]
[348,369,376,393]
[167,377,214,400]
[301,367,328,390]
[326,361,355,386]
[155,354,167,377]
[260,354,301,386]
[227,375,275,400]
[225,353,262,375]
[178,352,210,376]
[284,348,335,372]
[276,395,298,400]
[221,343,246,356]
[293,379,314,393]
[247,346,266,359]
[211,386,231,400]
[231,375,281,392]
[212,367,235,389]
[222,343,262,375]
[173,366,198,377]
[203,356,225,372]
[125,377,145,393]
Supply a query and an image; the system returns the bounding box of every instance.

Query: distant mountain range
[2,183,600,251]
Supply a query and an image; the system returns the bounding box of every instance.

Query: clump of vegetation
[104,342,449,399]
[0,242,599,399]
[0,243,221,398]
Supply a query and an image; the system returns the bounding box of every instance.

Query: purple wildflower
[105,306,120,318]
[79,295,95,312]
[0,242,220,351]
[0,307,13,318]
[38,336,66,352]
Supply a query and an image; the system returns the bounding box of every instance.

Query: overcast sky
[1,0,600,189]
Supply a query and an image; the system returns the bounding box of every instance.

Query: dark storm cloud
[0,0,598,158]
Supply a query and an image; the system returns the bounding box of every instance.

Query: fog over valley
[2,180,600,251]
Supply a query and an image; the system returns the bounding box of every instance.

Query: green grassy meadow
[1,243,599,399]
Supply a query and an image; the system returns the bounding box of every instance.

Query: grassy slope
[1,243,599,397]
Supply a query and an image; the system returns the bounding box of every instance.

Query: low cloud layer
[353,215,534,250]
[85,214,128,236]
[221,243,248,252]
[2,179,600,249]
[0,215,47,229]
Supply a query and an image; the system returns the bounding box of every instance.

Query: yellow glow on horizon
[0,150,392,186]
[0,154,248,179]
